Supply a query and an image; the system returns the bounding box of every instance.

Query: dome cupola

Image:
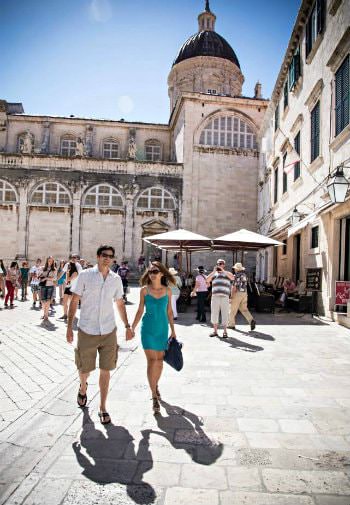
[168,1,244,111]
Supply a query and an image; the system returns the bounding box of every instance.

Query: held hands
[125,327,135,341]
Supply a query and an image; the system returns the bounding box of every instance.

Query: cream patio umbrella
[212,228,283,250]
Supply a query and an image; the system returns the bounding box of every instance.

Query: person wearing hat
[228,263,256,331]
[168,267,182,319]
[191,266,208,322]
[206,259,235,338]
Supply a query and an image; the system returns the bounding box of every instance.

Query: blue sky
[1,0,300,124]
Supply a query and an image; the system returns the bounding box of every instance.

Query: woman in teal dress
[132,262,177,414]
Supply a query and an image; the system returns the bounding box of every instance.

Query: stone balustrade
[0,153,183,177]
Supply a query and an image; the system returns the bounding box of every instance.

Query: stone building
[257,0,350,326]
[0,1,267,267]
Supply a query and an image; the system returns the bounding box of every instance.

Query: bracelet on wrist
[125,324,131,329]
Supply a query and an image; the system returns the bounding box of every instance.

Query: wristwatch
[125,324,131,329]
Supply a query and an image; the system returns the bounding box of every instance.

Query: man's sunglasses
[217,262,225,265]
[149,269,160,274]
[101,252,114,259]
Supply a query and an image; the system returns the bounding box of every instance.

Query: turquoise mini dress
[141,288,169,351]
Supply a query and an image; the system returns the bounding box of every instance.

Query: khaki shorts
[75,328,118,373]
[211,295,229,326]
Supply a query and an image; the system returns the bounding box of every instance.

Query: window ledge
[309,247,320,255]
[329,0,342,15]
[309,155,324,173]
[306,34,324,65]
[330,124,350,152]
[282,105,290,121]
[292,176,303,189]
[281,192,289,201]
[272,202,279,210]
[291,76,303,97]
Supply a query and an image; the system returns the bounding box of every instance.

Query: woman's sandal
[152,397,160,414]
[222,332,228,338]
[77,383,88,408]
[156,385,161,400]
[98,412,111,425]
[209,332,219,338]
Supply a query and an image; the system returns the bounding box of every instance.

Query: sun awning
[143,228,212,251]
[287,202,333,237]
[212,228,284,250]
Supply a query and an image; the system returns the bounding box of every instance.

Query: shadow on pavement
[145,400,223,466]
[73,409,156,504]
[234,328,275,341]
[217,335,264,352]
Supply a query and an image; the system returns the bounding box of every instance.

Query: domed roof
[173,30,240,68]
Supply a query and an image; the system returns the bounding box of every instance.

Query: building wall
[257,0,350,318]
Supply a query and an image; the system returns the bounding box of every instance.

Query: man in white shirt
[66,245,134,425]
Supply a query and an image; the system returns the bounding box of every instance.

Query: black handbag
[164,338,183,371]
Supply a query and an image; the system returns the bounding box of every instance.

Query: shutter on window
[284,82,288,108]
[311,102,320,161]
[342,56,350,134]
[294,50,301,80]
[335,60,344,136]
[316,0,325,35]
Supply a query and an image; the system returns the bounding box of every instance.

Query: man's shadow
[234,328,275,341]
[72,410,156,504]
[143,401,223,465]
[217,335,264,352]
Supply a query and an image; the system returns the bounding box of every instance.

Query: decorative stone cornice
[193,145,259,158]
[305,78,324,111]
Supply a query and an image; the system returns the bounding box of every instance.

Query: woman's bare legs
[144,349,164,398]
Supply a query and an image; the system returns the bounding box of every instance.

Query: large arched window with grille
[0,180,17,204]
[30,182,71,206]
[60,136,77,156]
[137,187,175,210]
[199,115,257,149]
[83,184,123,208]
[102,138,119,159]
[145,139,162,161]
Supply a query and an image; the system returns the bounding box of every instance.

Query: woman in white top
[168,267,182,319]
[191,266,208,322]
[39,256,57,322]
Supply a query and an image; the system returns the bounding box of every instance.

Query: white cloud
[89,0,113,22]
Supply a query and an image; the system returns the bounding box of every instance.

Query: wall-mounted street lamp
[291,206,303,226]
[327,166,349,204]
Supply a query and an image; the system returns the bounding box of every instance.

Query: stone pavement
[1,289,350,504]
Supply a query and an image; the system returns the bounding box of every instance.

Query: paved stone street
[1,288,350,505]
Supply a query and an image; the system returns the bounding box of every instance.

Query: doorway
[293,234,301,282]
[339,216,350,281]
[141,220,168,265]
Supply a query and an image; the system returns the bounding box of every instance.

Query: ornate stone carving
[128,129,136,160]
[40,121,50,154]
[85,125,94,157]
[75,138,85,157]
[21,131,34,154]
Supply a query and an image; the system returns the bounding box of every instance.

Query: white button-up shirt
[71,265,124,335]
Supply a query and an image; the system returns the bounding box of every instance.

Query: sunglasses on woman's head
[149,269,160,274]
[101,252,114,259]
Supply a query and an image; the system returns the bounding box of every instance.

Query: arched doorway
[141,220,169,264]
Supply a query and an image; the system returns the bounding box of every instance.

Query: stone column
[71,185,83,254]
[122,180,139,262]
[16,184,28,259]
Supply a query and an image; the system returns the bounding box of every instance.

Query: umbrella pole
[190,251,192,272]
[165,250,168,268]
[186,250,189,275]
[241,250,244,263]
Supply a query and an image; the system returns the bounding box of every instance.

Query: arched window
[17,132,35,153]
[103,139,119,159]
[199,115,257,149]
[145,140,161,162]
[60,136,77,156]
[137,187,175,210]
[83,184,123,208]
[31,182,71,206]
[0,180,17,204]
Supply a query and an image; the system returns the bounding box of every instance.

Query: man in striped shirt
[206,259,234,338]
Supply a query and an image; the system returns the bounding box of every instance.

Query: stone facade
[257,0,350,322]
[0,2,268,268]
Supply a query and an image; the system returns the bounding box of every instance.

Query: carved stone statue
[21,131,33,154]
[75,137,85,157]
[128,136,136,159]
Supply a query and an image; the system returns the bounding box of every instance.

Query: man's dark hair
[97,245,115,256]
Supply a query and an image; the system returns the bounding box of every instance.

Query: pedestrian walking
[137,254,146,274]
[168,267,182,320]
[0,259,6,298]
[58,253,82,283]
[131,262,177,414]
[39,256,57,322]
[206,259,234,338]
[66,245,133,425]
[13,262,20,300]
[4,261,19,308]
[110,259,120,273]
[29,258,43,308]
[20,261,30,301]
[191,266,208,322]
[59,261,79,321]
[57,260,66,303]
[117,261,129,302]
[228,262,256,330]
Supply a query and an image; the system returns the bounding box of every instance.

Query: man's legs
[99,369,110,412]
[228,294,240,327]
[239,292,253,323]
[78,371,89,406]
[221,297,229,334]
[210,296,219,335]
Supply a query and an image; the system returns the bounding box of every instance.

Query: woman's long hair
[43,256,55,273]
[140,261,176,287]
[0,260,6,275]
[68,262,78,277]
